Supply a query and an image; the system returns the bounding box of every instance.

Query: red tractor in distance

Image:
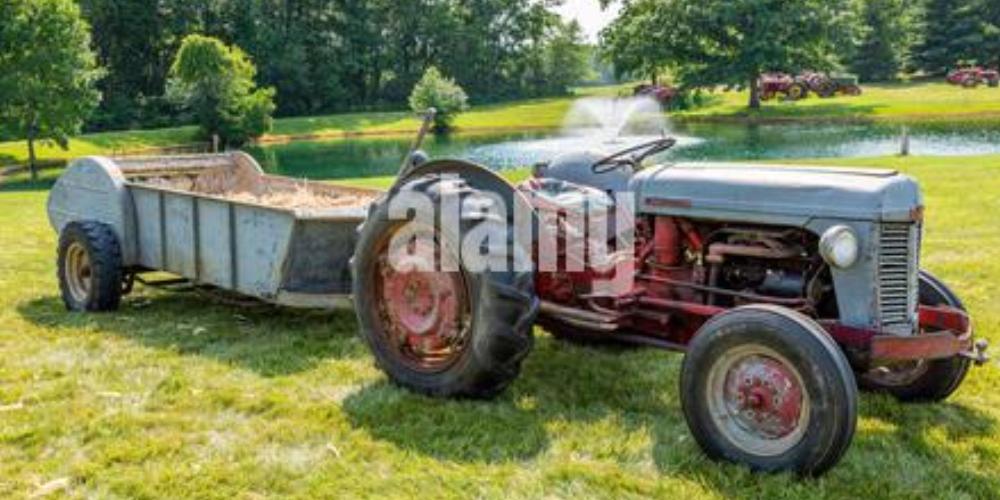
[759,73,809,101]
[799,72,863,98]
[634,83,679,106]
[947,67,1000,88]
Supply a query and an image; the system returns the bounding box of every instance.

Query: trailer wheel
[57,221,124,312]
[681,305,857,476]
[352,175,539,399]
[858,271,972,402]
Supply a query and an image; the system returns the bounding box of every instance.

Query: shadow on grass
[17,291,368,377]
[345,335,1000,495]
[343,340,681,464]
[0,177,57,192]
[16,292,1000,492]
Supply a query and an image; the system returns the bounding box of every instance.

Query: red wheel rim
[373,225,470,372]
[707,345,809,456]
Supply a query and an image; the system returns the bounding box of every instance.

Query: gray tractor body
[630,162,924,335]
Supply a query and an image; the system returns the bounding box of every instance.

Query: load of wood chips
[135,157,377,210]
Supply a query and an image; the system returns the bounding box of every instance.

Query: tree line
[80,0,590,132]
[601,0,1000,106]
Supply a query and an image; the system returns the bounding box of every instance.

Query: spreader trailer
[49,128,989,477]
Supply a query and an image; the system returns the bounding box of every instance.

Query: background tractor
[947,67,1000,88]
[759,73,809,101]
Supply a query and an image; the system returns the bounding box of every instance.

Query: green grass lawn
[678,81,1000,122]
[1,154,999,498]
[5,80,1000,170]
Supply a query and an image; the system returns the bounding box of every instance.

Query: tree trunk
[749,75,762,110]
[27,132,38,183]
[651,72,658,86]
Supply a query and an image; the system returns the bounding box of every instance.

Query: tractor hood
[630,162,922,224]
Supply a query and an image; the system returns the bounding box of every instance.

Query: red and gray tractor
[48,117,988,477]
[759,73,809,101]
[947,67,1000,88]
[352,137,988,477]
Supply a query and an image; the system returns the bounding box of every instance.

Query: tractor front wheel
[352,175,539,399]
[680,305,857,476]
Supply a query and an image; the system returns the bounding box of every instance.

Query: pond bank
[4,81,1000,169]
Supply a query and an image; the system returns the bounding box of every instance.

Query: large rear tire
[352,175,539,399]
[785,83,807,101]
[858,271,972,402]
[57,221,124,312]
[681,305,857,476]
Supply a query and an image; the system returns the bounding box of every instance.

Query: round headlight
[820,226,860,269]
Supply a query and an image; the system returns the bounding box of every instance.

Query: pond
[246,120,1000,181]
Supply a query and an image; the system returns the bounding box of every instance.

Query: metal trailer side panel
[232,204,297,299]
[196,199,235,289]
[131,188,164,269]
[164,192,197,278]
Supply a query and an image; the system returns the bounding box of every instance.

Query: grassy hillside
[5,81,1000,169]
[678,81,1000,121]
[1,155,998,498]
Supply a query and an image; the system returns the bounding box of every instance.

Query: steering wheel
[591,138,678,174]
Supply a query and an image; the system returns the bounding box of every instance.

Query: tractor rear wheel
[352,174,539,399]
[785,84,807,101]
[57,221,124,312]
[680,305,857,476]
[989,78,999,88]
[858,271,972,402]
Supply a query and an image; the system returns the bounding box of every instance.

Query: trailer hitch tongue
[962,339,991,366]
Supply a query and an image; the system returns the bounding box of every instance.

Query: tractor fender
[398,159,537,220]
[394,159,537,268]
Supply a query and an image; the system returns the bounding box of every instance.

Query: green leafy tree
[603,0,857,109]
[850,0,921,81]
[600,0,672,84]
[167,35,276,146]
[915,0,1000,74]
[0,0,103,180]
[408,67,469,133]
[542,21,593,93]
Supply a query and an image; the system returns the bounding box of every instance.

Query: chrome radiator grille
[878,223,920,334]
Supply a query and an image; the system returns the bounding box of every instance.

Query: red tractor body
[947,67,1000,88]
[634,83,679,105]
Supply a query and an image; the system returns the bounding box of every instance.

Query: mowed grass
[678,81,1000,121]
[1,154,1000,498]
[6,80,1000,169]
[0,85,626,168]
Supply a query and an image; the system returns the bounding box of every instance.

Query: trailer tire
[681,305,857,476]
[352,174,539,399]
[57,221,124,312]
[858,271,972,402]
